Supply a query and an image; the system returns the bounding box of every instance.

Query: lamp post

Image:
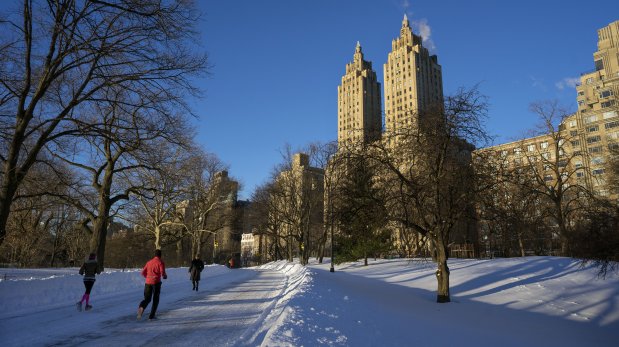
[330,224,335,272]
[213,236,218,264]
[198,216,202,259]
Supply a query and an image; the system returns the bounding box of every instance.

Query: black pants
[192,280,199,290]
[139,282,162,319]
[83,279,95,294]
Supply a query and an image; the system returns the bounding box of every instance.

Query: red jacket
[142,256,167,285]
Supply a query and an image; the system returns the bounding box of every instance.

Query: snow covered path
[2,257,618,346]
[0,267,288,347]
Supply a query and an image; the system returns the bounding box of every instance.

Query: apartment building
[482,20,619,201]
[384,14,443,135]
[337,42,382,146]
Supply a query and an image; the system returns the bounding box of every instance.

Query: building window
[586,125,599,133]
[527,144,536,152]
[601,100,615,108]
[570,130,578,137]
[586,135,601,144]
[576,171,585,178]
[591,157,604,165]
[583,115,597,124]
[592,168,605,175]
[571,140,580,146]
[588,146,602,153]
[599,90,613,98]
[603,111,618,119]
[544,175,553,181]
[605,121,619,129]
[540,141,549,149]
[513,148,522,155]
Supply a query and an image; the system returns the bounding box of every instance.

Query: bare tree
[46,86,193,269]
[267,148,325,265]
[518,101,592,256]
[0,0,207,246]
[574,128,619,277]
[184,151,232,263]
[0,157,82,267]
[369,86,490,303]
[250,181,287,263]
[303,141,338,263]
[476,157,549,257]
[131,144,195,251]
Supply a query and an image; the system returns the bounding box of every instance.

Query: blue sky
[193,1,619,199]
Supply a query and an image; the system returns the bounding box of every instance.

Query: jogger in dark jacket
[77,253,101,311]
[189,256,205,291]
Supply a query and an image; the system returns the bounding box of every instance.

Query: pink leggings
[80,280,95,304]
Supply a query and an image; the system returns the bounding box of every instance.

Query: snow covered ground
[0,256,617,346]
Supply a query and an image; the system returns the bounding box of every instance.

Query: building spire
[402,13,409,27]
[353,41,364,64]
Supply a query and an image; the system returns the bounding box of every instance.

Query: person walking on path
[189,256,205,291]
[137,249,167,320]
[77,253,101,311]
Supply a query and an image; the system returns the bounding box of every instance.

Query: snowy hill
[0,257,617,346]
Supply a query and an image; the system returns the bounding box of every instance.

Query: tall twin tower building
[337,15,443,146]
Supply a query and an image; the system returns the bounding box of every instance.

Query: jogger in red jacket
[137,249,167,320]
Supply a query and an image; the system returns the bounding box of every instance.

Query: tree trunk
[88,165,115,271]
[176,239,183,267]
[196,231,203,258]
[555,200,569,256]
[0,177,19,246]
[287,235,293,262]
[518,232,526,257]
[435,239,451,303]
[50,230,60,267]
[90,216,109,271]
[154,225,162,250]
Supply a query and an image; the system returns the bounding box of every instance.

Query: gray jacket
[79,259,100,281]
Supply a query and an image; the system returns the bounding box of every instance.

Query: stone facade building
[384,14,443,136]
[481,20,619,201]
[337,42,382,146]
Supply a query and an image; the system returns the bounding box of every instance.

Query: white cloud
[399,1,436,53]
[555,77,580,90]
[413,18,436,53]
